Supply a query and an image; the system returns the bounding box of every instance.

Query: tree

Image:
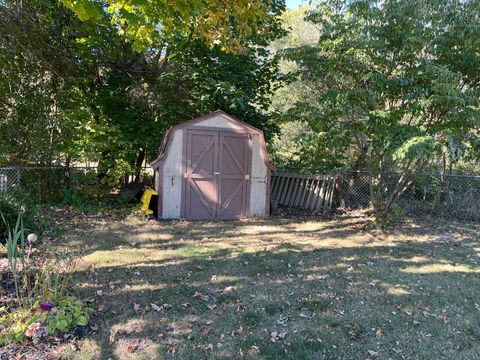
[0,0,286,188]
[284,0,480,228]
[0,0,99,166]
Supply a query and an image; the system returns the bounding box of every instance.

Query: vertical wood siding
[162,129,183,218]
[195,115,242,130]
[249,134,268,216]
[270,173,336,212]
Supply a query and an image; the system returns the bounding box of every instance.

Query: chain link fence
[0,166,99,202]
[0,166,155,202]
[2,166,479,222]
[0,167,21,193]
[336,171,480,222]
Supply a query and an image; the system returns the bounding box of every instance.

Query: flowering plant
[39,301,53,311]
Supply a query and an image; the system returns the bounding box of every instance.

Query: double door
[184,129,251,220]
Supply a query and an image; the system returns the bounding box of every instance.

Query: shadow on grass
[56,215,480,359]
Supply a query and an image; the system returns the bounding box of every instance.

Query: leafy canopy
[63,0,286,51]
[282,0,480,225]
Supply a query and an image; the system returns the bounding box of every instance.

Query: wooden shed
[150,110,275,220]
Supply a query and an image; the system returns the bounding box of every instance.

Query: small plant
[2,211,28,307]
[2,212,76,308]
[0,296,94,345]
[0,212,94,345]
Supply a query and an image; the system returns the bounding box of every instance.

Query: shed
[150,110,275,220]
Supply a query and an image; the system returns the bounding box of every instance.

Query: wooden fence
[270,172,337,212]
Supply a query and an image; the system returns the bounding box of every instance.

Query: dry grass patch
[17,212,480,359]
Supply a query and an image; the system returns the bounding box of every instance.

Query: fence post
[16,167,21,188]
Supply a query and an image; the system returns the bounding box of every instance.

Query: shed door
[185,130,251,220]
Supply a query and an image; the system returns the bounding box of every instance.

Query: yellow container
[140,187,158,216]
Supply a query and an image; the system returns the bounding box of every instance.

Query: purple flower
[39,301,53,311]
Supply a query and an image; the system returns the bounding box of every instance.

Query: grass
[14,211,480,359]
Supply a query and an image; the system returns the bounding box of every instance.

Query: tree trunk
[134,148,145,183]
[370,158,426,230]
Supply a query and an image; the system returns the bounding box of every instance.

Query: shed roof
[150,110,275,171]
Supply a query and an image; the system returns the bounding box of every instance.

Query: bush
[0,195,24,238]
[0,193,37,241]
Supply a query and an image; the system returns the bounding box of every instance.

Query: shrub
[0,194,35,239]
[0,195,22,237]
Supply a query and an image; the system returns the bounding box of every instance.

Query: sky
[286,0,307,9]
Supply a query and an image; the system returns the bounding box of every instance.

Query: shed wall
[161,129,183,218]
[195,115,242,130]
[249,134,269,216]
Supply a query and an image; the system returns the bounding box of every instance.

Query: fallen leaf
[194,291,209,301]
[270,331,287,342]
[249,345,260,355]
[238,325,244,335]
[367,350,379,357]
[270,331,278,342]
[127,343,138,353]
[138,340,147,351]
[375,328,382,337]
[151,303,161,312]
[133,303,141,312]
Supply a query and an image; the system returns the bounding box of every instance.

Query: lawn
[6,211,480,359]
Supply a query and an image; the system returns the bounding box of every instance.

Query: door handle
[214,172,220,175]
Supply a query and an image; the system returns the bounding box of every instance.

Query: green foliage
[282,0,480,227]
[270,120,348,172]
[63,0,286,52]
[0,296,94,345]
[1,0,285,187]
[393,136,442,161]
[0,196,23,237]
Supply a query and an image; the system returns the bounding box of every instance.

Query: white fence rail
[270,172,337,212]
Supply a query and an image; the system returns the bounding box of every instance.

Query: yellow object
[140,187,158,216]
